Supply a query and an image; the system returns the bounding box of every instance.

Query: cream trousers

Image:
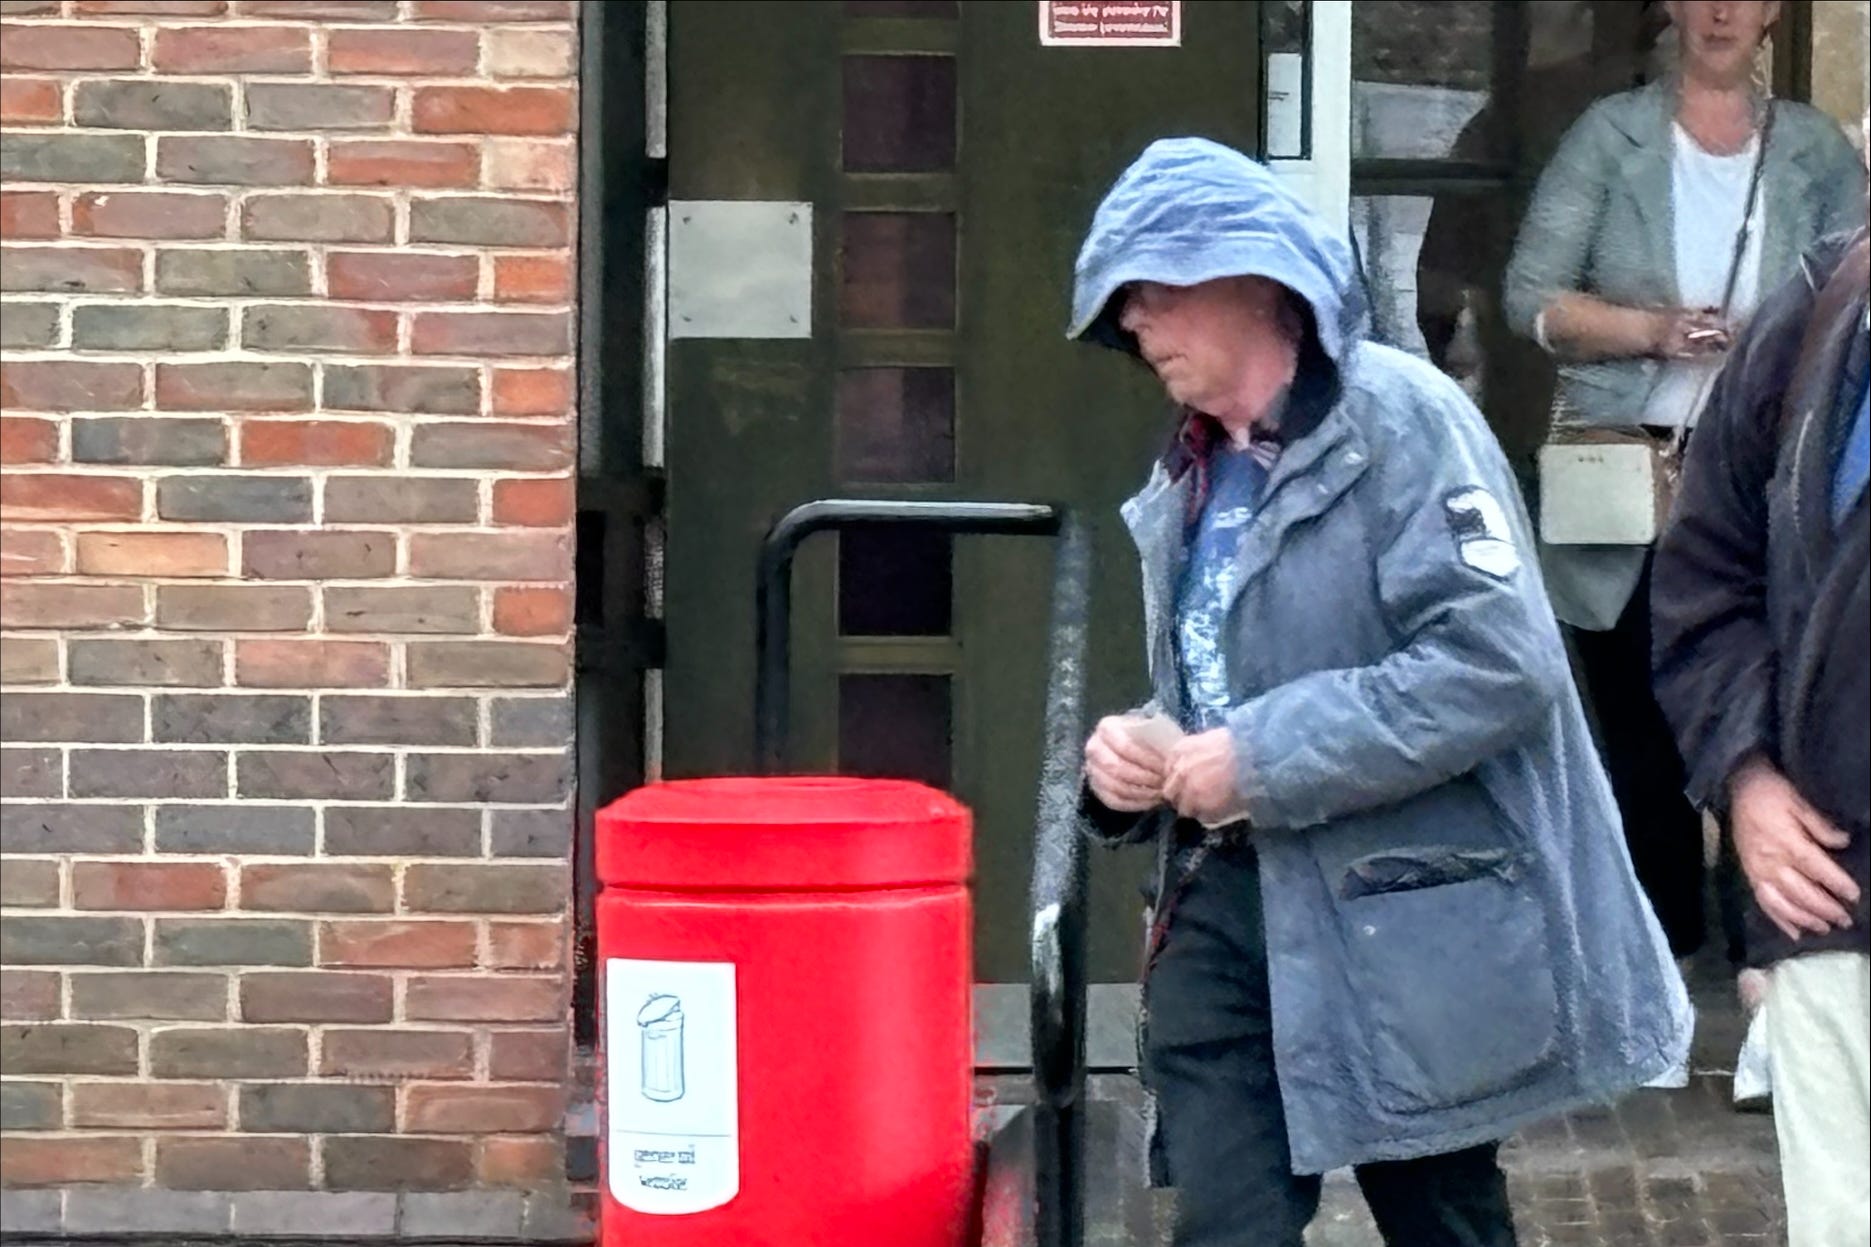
[1765,950,1870,1247]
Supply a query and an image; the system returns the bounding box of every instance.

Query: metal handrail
[751,498,1092,1247]
[1027,516,1091,1247]
[753,499,1061,774]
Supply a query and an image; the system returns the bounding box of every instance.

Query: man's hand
[1085,716,1166,813]
[1162,729,1240,824]
[1728,756,1860,942]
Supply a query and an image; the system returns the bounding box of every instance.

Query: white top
[1641,122,1766,428]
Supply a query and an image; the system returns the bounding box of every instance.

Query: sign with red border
[1039,1,1181,48]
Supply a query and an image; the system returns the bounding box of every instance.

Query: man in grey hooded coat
[1074,138,1691,1247]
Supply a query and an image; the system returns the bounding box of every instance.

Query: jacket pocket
[1338,849,1558,1114]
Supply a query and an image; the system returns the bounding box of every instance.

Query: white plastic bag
[1732,1005,1772,1109]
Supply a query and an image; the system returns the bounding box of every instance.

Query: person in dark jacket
[1650,196,1869,1247]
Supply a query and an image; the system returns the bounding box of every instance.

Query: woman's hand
[1085,716,1167,813]
[1649,308,1733,360]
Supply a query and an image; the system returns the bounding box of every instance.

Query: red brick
[327,27,479,76]
[409,196,566,246]
[405,1083,564,1134]
[491,367,572,416]
[241,194,392,244]
[1,361,145,412]
[1,246,142,294]
[410,422,571,471]
[0,25,142,72]
[241,972,392,1023]
[412,311,569,357]
[413,86,573,137]
[320,920,477,969]
[492,586,570,637]
[0,475,141,522]
[0,529,66,577]
[77,1,228,12]
[0,190,59,239]
[240,420,393,468]
[244,304,397,354]
[74,192,228,241]
[327,251,477,302]
[156,362,313,413]
[0,417,58,466]
[321,1028,474,1079]
[403,862,565,913]
[0,583,145,629]
[485,27,572,78]
[76,531,227,578]
[68,971,228,1021]
[157,584,313,632]
[153,25,310,73]
[242,864,394,914]
[73,861,228,912]
[247,83,394,132]
[1,1022,140,1073]
[477,1135,562,1187]
[243,529,395,579]
[408,531,570,581]
[0,1137,144,1188]
[235,0,396,16]
[156,1137,311,1191]
[70,1082,226,1129]
[323,366,480,417]
[236,640,389,689]
[493,254,570,304]
[415,0,571,18]
[491,477,572,528]
[0,78,61,126]
[0,637,61,684]
[483,137,573,193]
[1,858,60,907]
[405,974,563,1023]
[0,970,61,1021]
[323,585,479,634]
[323,1136,471,1192]
[327,140,479,189]
[487,1027,567,1081]
[159,136,315,188]
[487,921,564,971]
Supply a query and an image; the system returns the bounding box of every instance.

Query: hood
[1067,137,1367,363]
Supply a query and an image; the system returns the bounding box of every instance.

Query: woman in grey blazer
[1503,0,1865,965]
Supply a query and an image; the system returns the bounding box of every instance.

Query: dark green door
[661,1,1264,985]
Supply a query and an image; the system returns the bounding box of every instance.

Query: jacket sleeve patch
[1444,487,1520,579]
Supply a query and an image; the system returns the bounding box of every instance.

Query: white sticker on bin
[606,958,739,1213]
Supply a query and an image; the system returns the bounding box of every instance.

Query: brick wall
[0,0,584,1237]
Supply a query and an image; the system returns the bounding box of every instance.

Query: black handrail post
[1028,516,1091,1247]
[753,500,1059,775]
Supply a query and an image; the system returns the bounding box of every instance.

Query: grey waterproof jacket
[1072,138,1692,1174]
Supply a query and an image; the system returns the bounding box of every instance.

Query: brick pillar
[0,1,585,1238]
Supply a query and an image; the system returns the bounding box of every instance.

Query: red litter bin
[595,777,975,1247]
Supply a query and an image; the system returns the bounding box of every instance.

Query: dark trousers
[1567,559,1711,958]
[1141,841,1518,1247]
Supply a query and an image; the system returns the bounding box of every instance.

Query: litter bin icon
[637,994,685,1102]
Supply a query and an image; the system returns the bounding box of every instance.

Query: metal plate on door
[668,201,812,340]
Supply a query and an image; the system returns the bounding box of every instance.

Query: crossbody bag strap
[1670,102,1779,463]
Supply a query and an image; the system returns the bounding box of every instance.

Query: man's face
[1666,1,1780,85]
[1117,276,1291,412]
